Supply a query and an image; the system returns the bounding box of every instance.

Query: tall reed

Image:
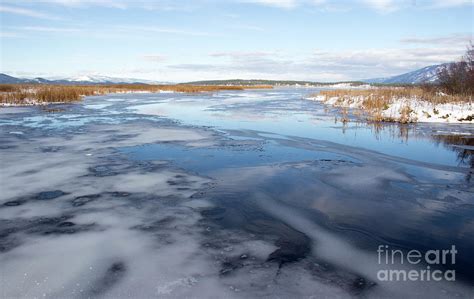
[0,84,273,105]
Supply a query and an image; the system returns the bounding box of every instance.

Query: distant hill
[0,73,51,84]
[2,66,449,86]
[182,79,365,86]
[0,74,168,85]
[364,64,448,84]
[0,75,364,86]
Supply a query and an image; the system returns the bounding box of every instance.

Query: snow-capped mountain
[0,74,52,84]
[364,63,448,84]
[56,75,165,84]
[1,64,451,86]
[0,73,169,85]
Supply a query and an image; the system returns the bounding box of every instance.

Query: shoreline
[306,94,474,124]
[0,85,273,107]
[0,90,177,107]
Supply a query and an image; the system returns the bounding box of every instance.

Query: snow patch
[307,95,474,123]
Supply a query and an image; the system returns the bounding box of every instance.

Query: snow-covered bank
[307,94,474,123]
[314,83,372,89]
[0,100,70,107]
[109,90,176,94]
[274,83,372,89]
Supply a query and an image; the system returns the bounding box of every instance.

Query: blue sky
[0,0,472,82]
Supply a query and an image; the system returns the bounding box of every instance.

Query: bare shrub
[438,43,474,96]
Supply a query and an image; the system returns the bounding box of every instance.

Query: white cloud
[18,0,195,11]
[0,0,197,11]
[160,46,465,81]
[430,0,473,8]
[13,26,81,32]
[3,24,212,40]
[223,13,240,18]
[309,47,463,71]
[209,51,275,58]
[241,0,298,9]
[400,33,472,46]
[361,0,398,12]
[13,0,128,9]
[239,0,471,12]
[0,32,24,38]
[115,25,212,37]
[141,54,167,62]
[0,5,61,20]
[231,24,265,31]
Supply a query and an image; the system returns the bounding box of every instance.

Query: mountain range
[364,63,447,84]
[0,74,166,85]
[0,63,448,85]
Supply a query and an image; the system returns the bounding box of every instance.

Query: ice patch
[256,193,474,298]
[85,103,112,109]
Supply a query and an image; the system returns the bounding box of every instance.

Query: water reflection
[124,88,473,168]
[329,113,473,169]
[432,135,474,180]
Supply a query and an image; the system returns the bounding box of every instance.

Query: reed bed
[311,87,473,123]
[317,87,472,105]
[0,84,273,105]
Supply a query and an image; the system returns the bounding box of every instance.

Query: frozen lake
[1,88,473,298]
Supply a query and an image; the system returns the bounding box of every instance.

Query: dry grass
[313,87,473,123]
[0,85,20,92]
[318,87,472,105]
[0,84,272,105]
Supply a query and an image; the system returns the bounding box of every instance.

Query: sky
[0,0,473,82]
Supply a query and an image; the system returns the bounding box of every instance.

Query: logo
[376,245,457,282]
